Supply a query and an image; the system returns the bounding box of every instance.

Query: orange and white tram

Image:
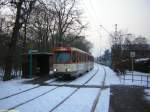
[53,47,94,78]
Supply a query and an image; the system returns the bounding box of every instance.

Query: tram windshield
[55,52,71,63]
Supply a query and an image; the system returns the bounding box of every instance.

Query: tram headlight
[53,68,57,72]
[66,68,70,72]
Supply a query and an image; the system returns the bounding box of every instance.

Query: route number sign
[130,52,135,58]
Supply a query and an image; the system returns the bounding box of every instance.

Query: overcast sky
[79,0,150,56]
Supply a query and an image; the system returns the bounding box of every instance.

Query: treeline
[96,29,150,67]
[110,29,149,46]
[0,0,92,80]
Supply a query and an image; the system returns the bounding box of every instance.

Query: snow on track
[66,65,98,85]
[52,88,99,112]
[95,88,110,112]
[16,87,75,112]
[0,79,38,99]
[0,79,56,100]
[0,86,56,110]
[46,64,98,86]
[0,63,121,112]
[104,66,120,85]
[85,64,105,86]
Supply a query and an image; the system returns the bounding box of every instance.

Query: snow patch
[95,88,110,112]
[104,66,120,85]
[135,58,150,62]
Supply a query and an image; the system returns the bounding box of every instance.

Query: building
[111,44,150,73]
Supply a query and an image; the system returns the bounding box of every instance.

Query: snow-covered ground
[0,63,149,112]
[0,86,57,110]
[52,88,99,112]
[0,78,39,99]
[95,88,110,112]
[104,66,120,86]
[17,87,75,112]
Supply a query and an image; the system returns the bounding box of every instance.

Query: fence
[120,72,150,88]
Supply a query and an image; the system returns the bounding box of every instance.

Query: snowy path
[0,63,120,112]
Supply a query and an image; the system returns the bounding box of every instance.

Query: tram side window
[82,53,84,62]
[81,53,83,62]
[80,53,82,62]
[79,53,81,62]
[72,52,77,63]
[83,54,85,62]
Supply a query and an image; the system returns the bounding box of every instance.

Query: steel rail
[0,79,56,100]
[90,66,107,112]
[49,66,99,112]
[8,86,60,110]
[4,66,99,111]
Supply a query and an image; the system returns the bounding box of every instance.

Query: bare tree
[70,35,92,52]
[133,36,148,45]
[27,2,55,51]
[0,0,9,9]
[47,0,86,46]
[3,0,36,81]
[28,0,85,50]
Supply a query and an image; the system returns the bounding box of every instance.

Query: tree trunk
[3,2,22,81]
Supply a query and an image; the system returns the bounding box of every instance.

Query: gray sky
[1,0,150,57]
[79,0,150,56]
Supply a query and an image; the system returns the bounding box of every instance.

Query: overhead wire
[81,0,100,32]
[87,0,115,37]
[88,0,102,26]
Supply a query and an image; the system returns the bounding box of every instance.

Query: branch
[64,25,85,43]
[61,0,75,30]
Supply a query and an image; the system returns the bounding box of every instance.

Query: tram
[53,47,94,78]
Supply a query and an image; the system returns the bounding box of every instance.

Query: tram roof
[53,47,92,56]
[22,52,53,56]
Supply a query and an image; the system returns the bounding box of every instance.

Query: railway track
[49,66,99,112]
[90,66,107,112]
[3,66,99,111]
[0,79,56,101]
[3,68,99,112]
[0,69,83,101]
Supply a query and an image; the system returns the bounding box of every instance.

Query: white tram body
[53,47,94,78]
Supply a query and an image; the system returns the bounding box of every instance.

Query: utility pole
[0,18,4,31]
[99,25,102,62]
[130,52,135,82]
[114,24,118,44]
